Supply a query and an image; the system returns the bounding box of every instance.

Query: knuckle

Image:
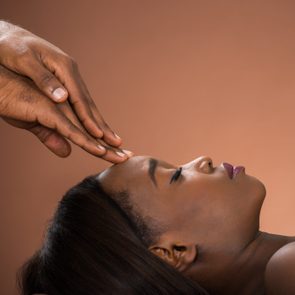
[63,118,76,133]
[65,122,87,142]
[80,116,93,126]
[40,115,55,130]
[39,72,55,87]
[101,121,110,130]
[63,55,78,71]
[15,47,32,65]
[68,122,79,134]
[20,90,36,103]
[33,126,53,143]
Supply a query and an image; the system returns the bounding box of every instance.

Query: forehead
[97,155,156,193]
[97,155,182,224]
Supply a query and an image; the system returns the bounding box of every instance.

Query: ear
[149,234,198,272]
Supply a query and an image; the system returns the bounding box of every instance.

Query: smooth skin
[98,155,295,295]
[0,21,133,163]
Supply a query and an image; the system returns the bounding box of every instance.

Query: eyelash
[170,167,182,184]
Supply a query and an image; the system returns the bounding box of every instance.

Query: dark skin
[0,21,133,162]
[98,155,295,295]
[3,21,293,295]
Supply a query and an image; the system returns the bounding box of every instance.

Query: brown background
[1,1,295,294]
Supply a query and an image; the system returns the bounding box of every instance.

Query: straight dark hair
[18,175,209,295]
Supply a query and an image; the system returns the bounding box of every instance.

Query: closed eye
[170,167,182,184]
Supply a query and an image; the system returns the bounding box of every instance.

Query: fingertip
[115,151,128,158]
[57,149,72,158]
[113,132,122,141]
[52,139,72,157]
[59,144,72,157]
[110,156,129,164]
[103,133,123,147]
[96,144,107,156]
[115,155,130,163]
[110,139,123,148]
[122,149,134,157]
[95,129,104,139]
[114,137,123,146]
[52,87,68,102]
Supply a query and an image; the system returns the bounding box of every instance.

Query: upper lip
[222,162,245,179]
[223,162,234,179]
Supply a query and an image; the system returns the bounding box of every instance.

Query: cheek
[185,175,266,221]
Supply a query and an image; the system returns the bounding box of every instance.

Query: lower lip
[233,166,245,178]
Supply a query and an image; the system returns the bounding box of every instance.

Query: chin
[236,173,266,212]
[235,175,266,240]
[249,173,266,197]
[244,174,267,216]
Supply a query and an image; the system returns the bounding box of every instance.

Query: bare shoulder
[265,241,295,295]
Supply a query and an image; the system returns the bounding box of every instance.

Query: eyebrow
[148,158,158,187]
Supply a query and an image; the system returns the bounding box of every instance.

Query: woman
[19,155,295,295]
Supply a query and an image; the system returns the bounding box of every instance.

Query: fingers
[56,101,134,163]
[19,57,69,103]
[29,113,134,162]
[0,32,132,161]
[29,124,71,157]
[1,117,71,159]
[37,53,123,147]
[56,60,123,146]
[39,108,107,157]
[37,103,130,162]
[76,76,123,147]
[89,102,123,147]
[1,30,123,148]
[96,138,134,163]
[60,64,104,139]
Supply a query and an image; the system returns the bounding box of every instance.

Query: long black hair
[18,175,209,295]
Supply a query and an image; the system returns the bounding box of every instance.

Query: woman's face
[98,155,266,252]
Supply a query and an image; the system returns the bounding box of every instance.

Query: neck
[193,231,295,295]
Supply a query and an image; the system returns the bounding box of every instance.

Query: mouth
[222,162,245,179]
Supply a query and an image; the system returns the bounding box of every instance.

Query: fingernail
[122,149,134,156]
[53,88,67,101]
[97,145,106,152]
[115,151,126,158]
[114,133,121,140]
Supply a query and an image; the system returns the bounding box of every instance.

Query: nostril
[208,161,214,171]
[194,156,214,172]
[209,161,215,172]
[205,158,214,171]
[199,159,213,172]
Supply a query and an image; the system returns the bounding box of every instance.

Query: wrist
[0,20,16,39]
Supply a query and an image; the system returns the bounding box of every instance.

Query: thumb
[20,58,68,103]
[29,124,72,157]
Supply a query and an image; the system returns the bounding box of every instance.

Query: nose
[194,156,214,173]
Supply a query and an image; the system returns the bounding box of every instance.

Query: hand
[0,21,123,148]
[0,65,133,163]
